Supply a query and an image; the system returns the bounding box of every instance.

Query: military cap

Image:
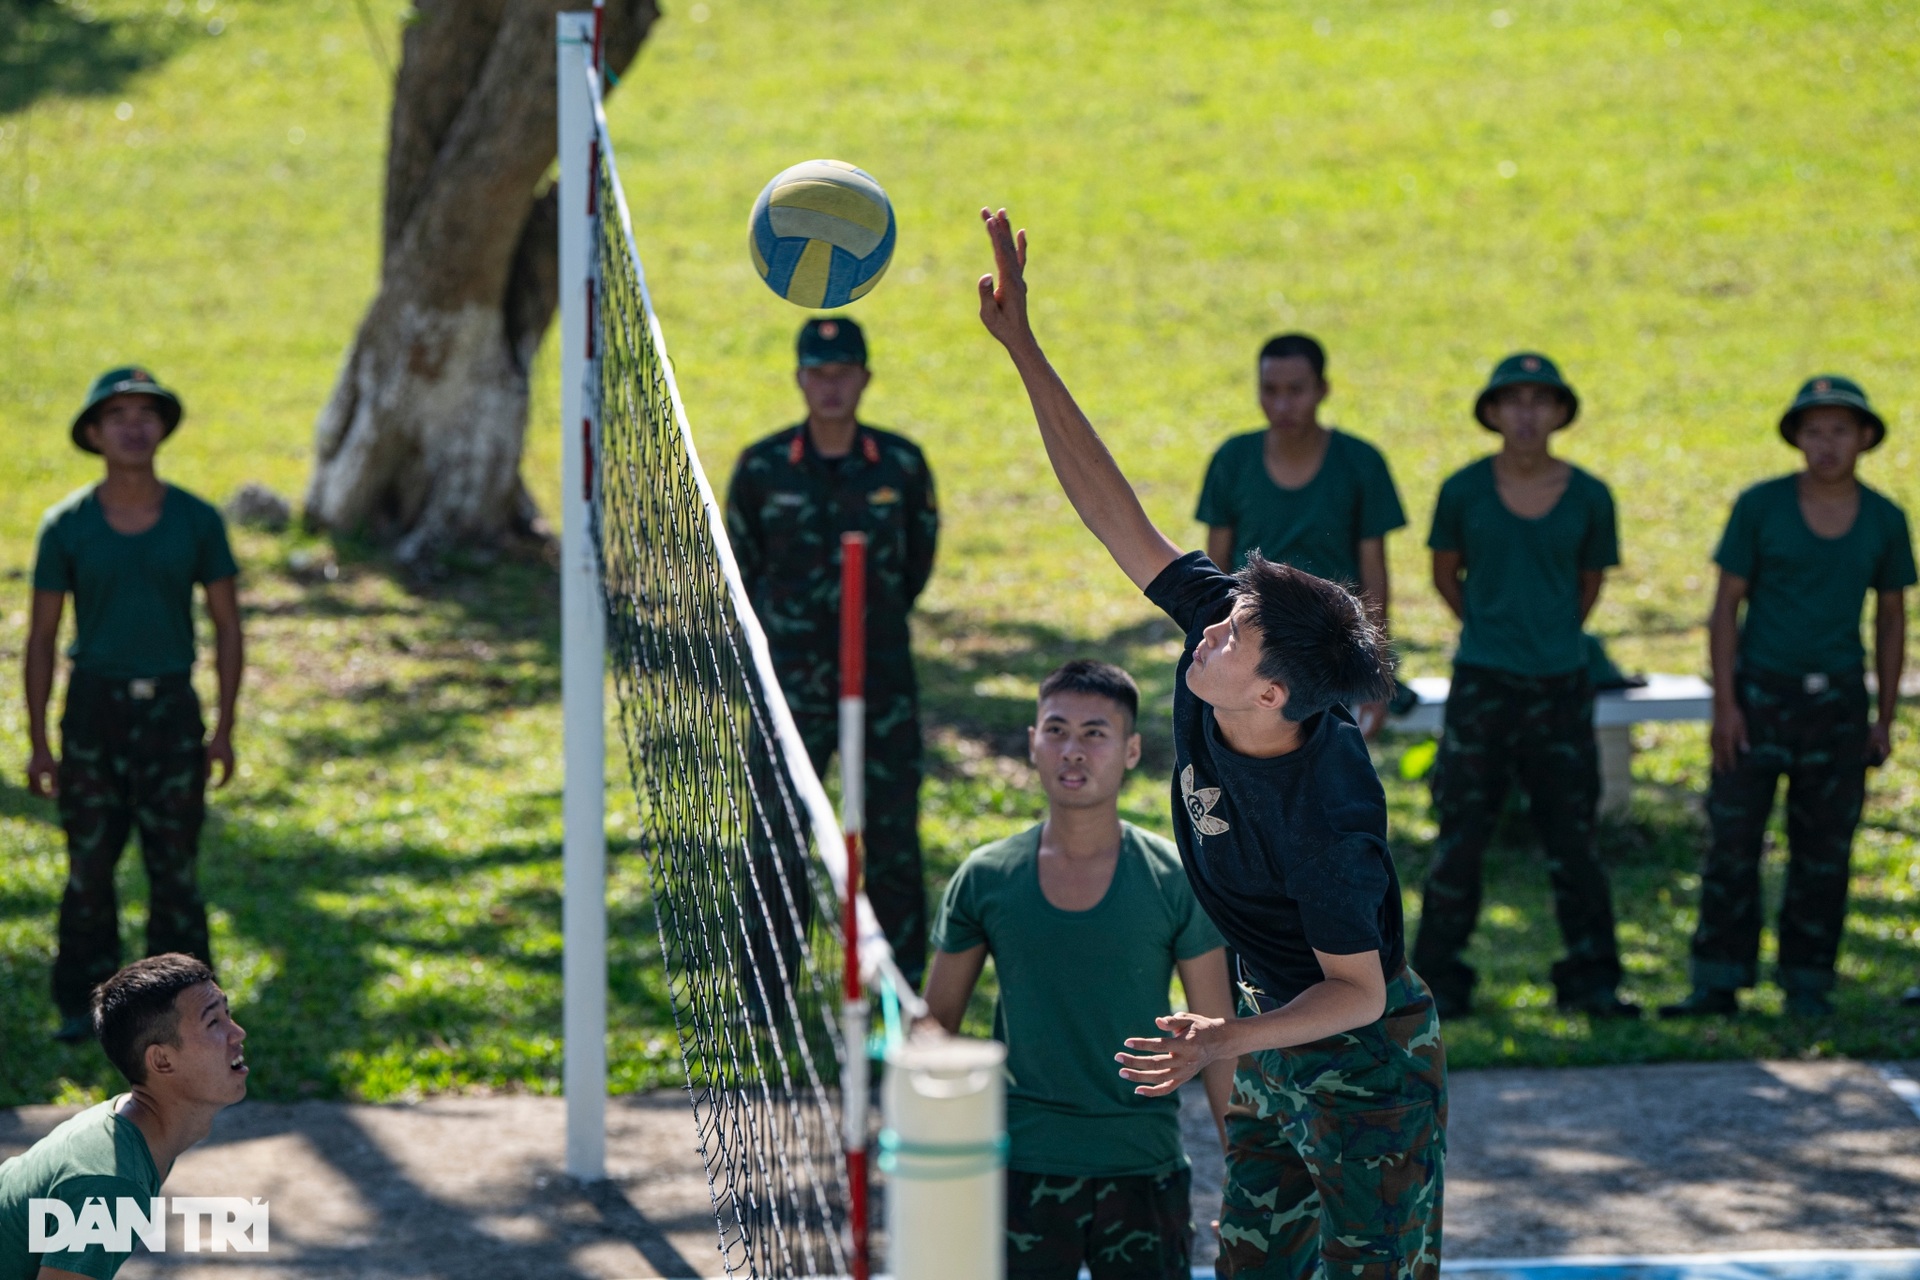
[797,316,867,368]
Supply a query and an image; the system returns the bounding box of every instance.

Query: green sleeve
[35,1174,152,1278]
[196,510,239,585]
[1194,443,1235,527]
[1712,490,1757,580]
[904,453,938,606]
[32,514,71,594]
[1875,504,1918,591]
[1579,478,1621,571]
[1170,876,1227,962]
[1356,443,1407,540]
[929,858,985,953]
[724,454,765,597]
[1426,474,1464,552]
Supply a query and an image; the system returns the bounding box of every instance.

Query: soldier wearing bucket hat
[1413,351,1638,1020]
[24,366,245,1043]
[723,317,940,986]
[1662,375,1913,1019]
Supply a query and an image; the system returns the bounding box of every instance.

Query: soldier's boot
[1778,966,1836,1018]
[1657,987,1740,1018]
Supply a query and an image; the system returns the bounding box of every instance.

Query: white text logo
[29,1197,269,1254]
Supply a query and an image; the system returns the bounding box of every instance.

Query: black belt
[69,670,193,701]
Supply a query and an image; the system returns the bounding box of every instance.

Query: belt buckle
[1802,673,1829,695]
[129,679,157,700]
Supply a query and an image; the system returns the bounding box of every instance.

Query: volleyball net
[570,34,923,1279]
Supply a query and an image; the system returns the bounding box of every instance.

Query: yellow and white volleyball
[749,159,897,309]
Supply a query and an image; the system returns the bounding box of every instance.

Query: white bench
[1389,673,1714,815]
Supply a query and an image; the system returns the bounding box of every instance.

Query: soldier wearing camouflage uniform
[1662,376,1913,1019]
[1414,354,1637,1020]
[24,368,244,1044]
[725,317,938,982]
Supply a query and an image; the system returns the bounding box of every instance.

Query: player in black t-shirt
[976,209,1446,1280]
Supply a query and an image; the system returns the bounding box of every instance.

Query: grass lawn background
[1,0,1918,1105]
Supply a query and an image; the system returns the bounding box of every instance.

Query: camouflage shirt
[724,422,938,707]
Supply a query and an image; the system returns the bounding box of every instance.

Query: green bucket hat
[1473,351,1580,430]
[71,365,183,453]
[1779,374,1885,449]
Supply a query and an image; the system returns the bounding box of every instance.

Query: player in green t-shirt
[0,953,250,1280]
[1661,376,1915,1019]
[23,369,244,1043]
[923,661,1234,1280]
[1195,334,1407,735]
[1412,353,1637,1021]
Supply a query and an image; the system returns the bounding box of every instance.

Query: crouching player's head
[1187,553,1394,724]
[1029,660,1144,815]
[94,953,249,1104]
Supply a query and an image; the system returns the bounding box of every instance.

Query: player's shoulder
[166,484,226,525]
[1209,430,1265,465]
[1435,455,1492,501]
[955,825,1043,882]
[38,484,98,533]
[1563,461,1614,500]
[1306,713,1389,827]
[737,425,805,466]
[1120,824,1190,891]
[1328,428,1390,468]
[1857,479,1910,525]
[1731,474,1796,512]
[862,425,928,468]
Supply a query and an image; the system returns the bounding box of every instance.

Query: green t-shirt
[1713,475,1917,678]
[32,485,238,681]
[930,822,1226,1178]
[1428,457,1620,677]
[0,1100,164,1280]
[1194,428,1407,581]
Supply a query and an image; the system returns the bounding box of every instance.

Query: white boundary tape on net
[583,67,922,1018]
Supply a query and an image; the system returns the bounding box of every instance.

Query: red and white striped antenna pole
[590,0,605,73]
[838,531,870,1280]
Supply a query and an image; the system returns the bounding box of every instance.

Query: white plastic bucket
[882,1036,1007,1280]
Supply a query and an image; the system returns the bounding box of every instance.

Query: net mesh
[590,111,853,1278]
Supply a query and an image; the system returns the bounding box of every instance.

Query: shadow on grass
[0,0,196,114]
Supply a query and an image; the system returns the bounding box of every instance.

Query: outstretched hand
[1115,1010,1230,1098]
[977,207,1034,352]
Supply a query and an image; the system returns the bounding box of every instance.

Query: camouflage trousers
[1005,1167,1193,1280]
[53,672,212,1018]
[1412,664,1622,1006]
[793,691,926,984]
[1691,669,1870,994]
[1218,969,1447,1280]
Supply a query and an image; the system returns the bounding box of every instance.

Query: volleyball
[749,159,897,309]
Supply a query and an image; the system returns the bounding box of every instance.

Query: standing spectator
[1412,353,1637,1020]
[1662,376,1913,1019]
[725,317,939,983]
[25,367,243,1045]
[1196,334,1407,735]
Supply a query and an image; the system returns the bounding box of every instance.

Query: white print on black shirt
[1181,764,1230,838]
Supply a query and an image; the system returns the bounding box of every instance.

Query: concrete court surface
[2,1059,1918,1278]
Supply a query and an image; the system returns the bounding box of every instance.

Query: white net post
[882,1039,1008,1280]
[556,8,607,1183]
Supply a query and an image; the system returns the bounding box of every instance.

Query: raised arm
[977,208,1182,590]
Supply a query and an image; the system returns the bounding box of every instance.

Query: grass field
[2,0,1919,1105]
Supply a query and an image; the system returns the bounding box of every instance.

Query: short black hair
[1257,333,1327,381]
[1232,553,1394,722]
[1038,659,1140,727]
[93,954,216,1085]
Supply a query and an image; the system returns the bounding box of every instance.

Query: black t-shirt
[1144,551,1405,1004]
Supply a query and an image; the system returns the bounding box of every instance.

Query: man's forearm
[214,628,243,735]
[24,641,54,751]
[1875,600,1904,725]
[1218,977,1384,1057]
[1709,607,1740,706]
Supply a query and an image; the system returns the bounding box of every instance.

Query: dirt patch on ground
[3,1060,1916,1277]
